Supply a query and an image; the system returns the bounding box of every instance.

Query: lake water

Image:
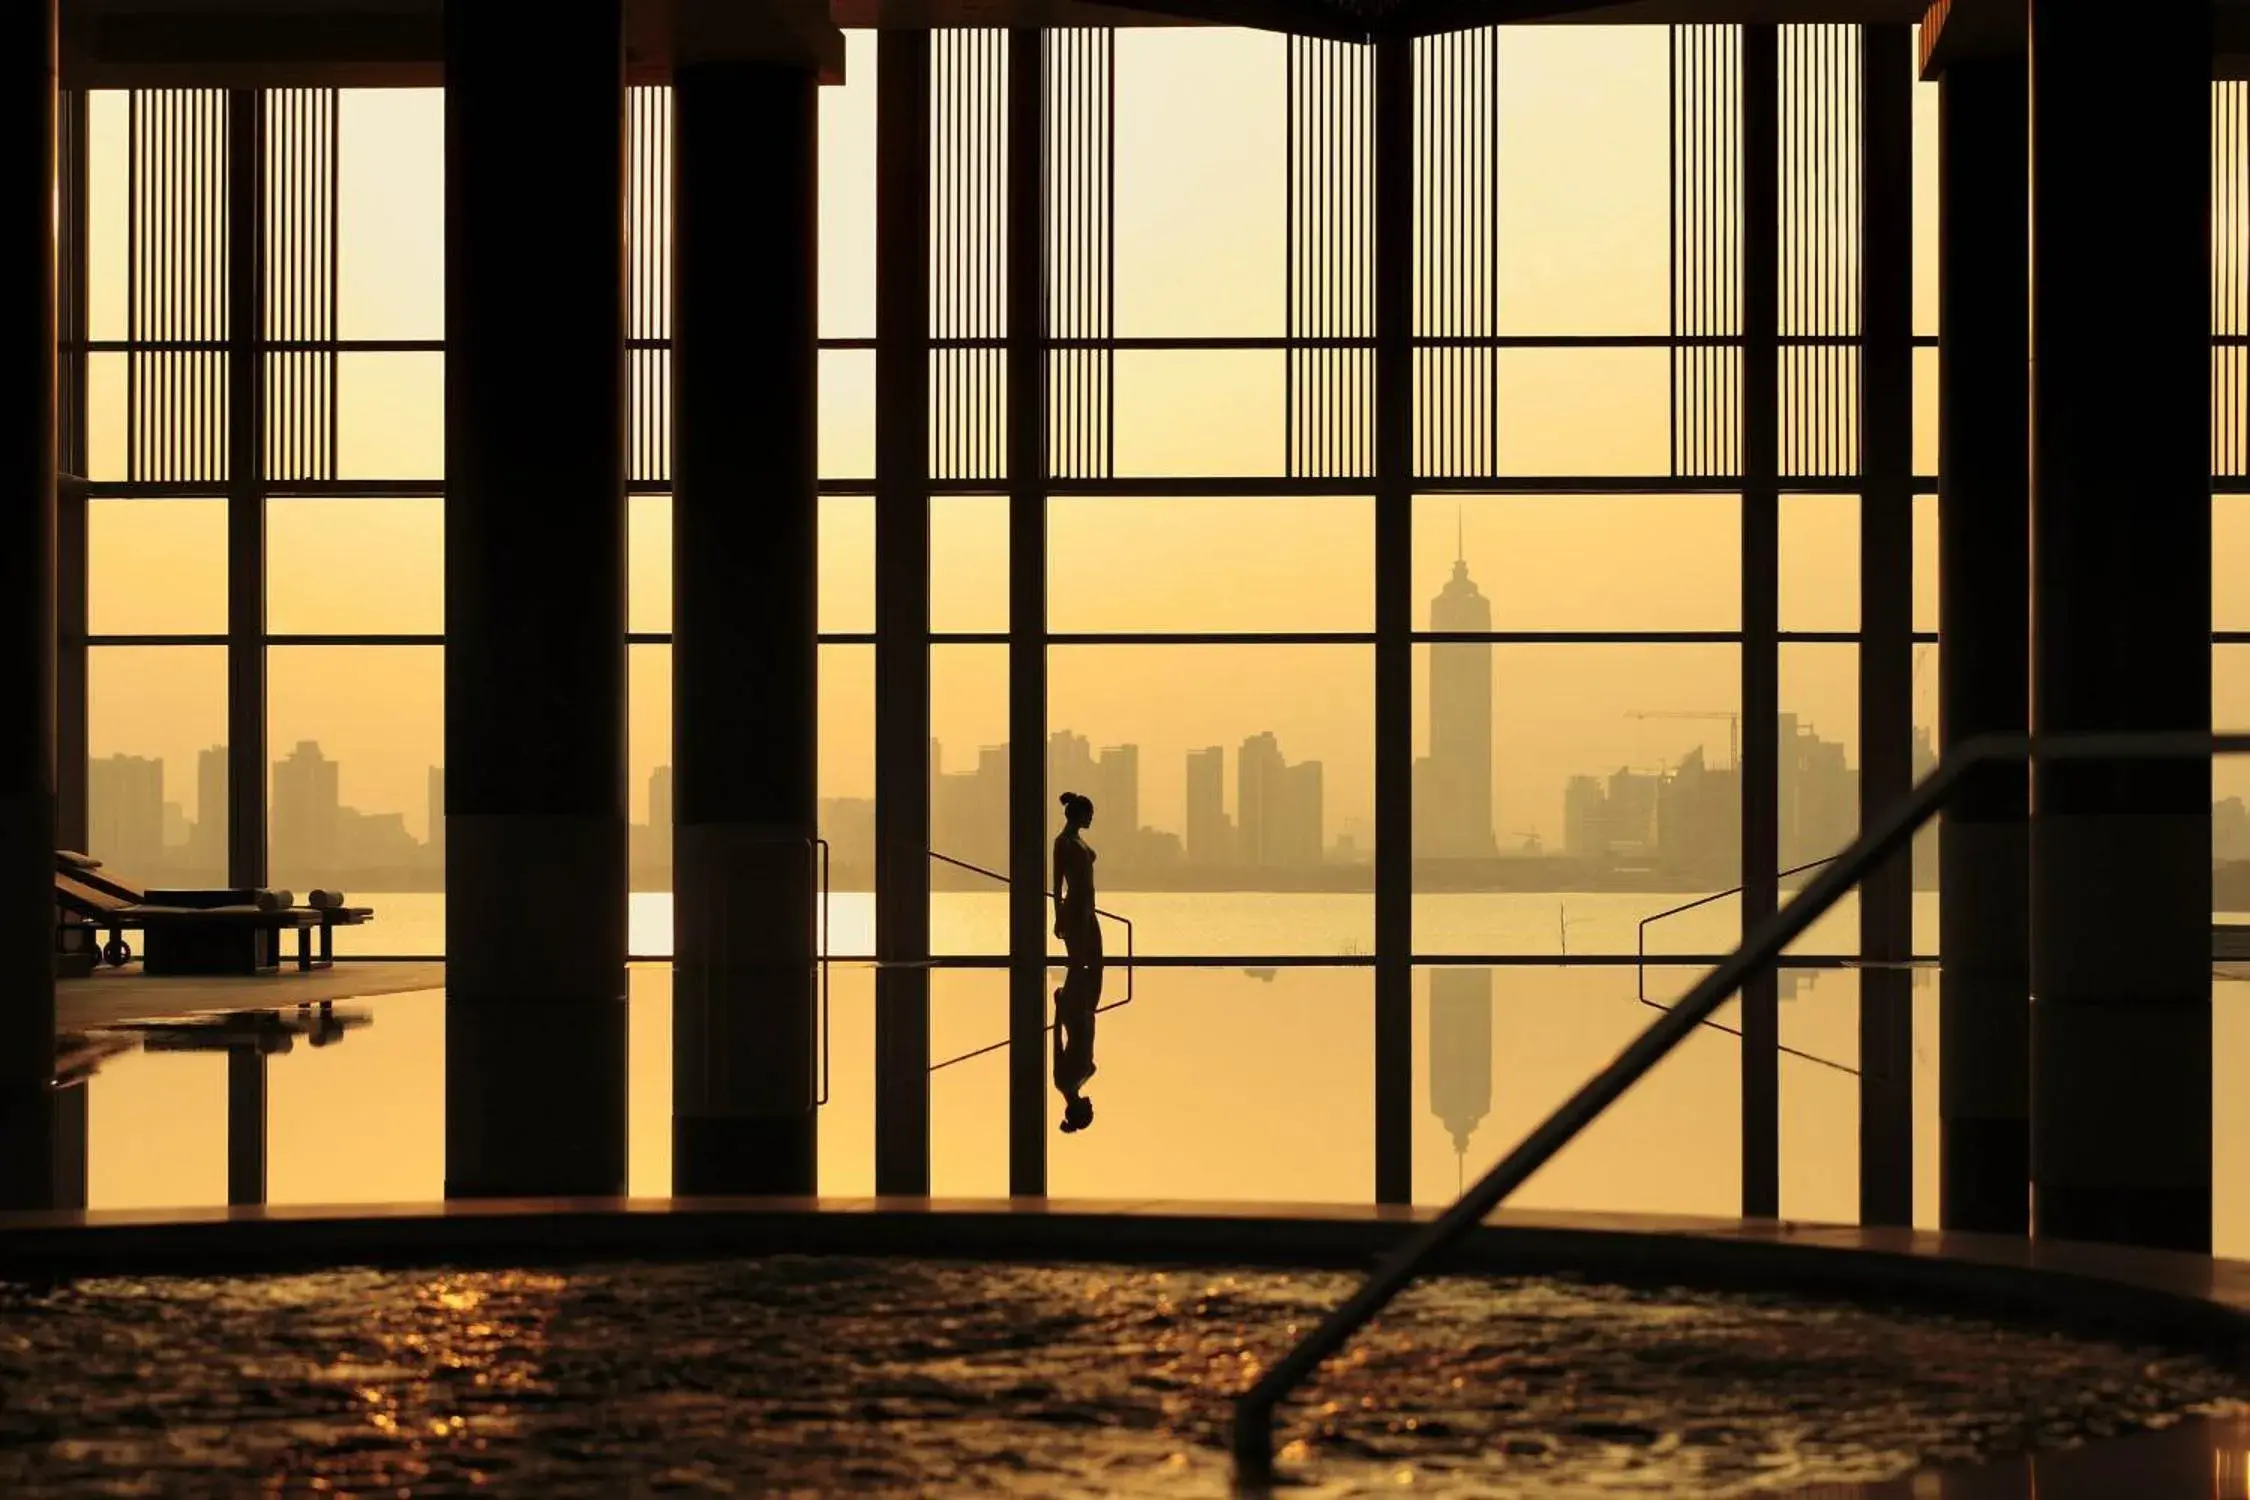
[73,889,2250,1255]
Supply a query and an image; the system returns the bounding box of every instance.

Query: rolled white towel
[307,889,347,910]
[253,889,294,913]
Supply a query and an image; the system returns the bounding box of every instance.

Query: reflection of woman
[1052,793,1103,1131]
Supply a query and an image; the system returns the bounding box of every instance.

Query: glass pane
[2223,501,2250,632]
[1495,28,1670,335]
[1413,643,1741,956]
[337,351,444,479]
[821,348,876,481]
[1913,65,1938,339]
[821,643,875,905]
[89,498,227,636]
[631,494,873,637]
[1493,348,1670,476]
[1914,343,1939,479]
[85,351,126,481]
[267,497,443,635]
[2222,977,2250,1255]
[1420,494,1737,634]
[1054,497,1372,635]
[1115,30,1286,337]
[87,645,227,882]
[933,495,1008,635]
[268,646,443,951]
[820,31,878,339]
[1776,965,1944,1229]
[629,642,671,900]
[337,89,445,340]
[823,494,874,636]
[629,494,670,634]
[1778,642,1858,958]
[1913,491,1939,635]
[932,644,1009,953]
[1780,493,1858,634]
[1414,965,1737,1215]
[86,91,128,343]
[1115,350,1285,479]
[87,1050,225,1211]
[1048,644,1373,957]
[2218,648,2250,866]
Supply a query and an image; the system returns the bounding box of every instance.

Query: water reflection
[1054,954,1103,1134]
[54,970,2250,1259]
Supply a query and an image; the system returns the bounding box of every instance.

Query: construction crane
[1625,710,1740,772]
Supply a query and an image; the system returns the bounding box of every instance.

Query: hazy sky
[76,29,2250,846]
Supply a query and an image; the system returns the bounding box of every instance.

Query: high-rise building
[1047,730,1098,813]
[271,740,341,879]
[193,745,228,868]
[932,741,1009,872]
[1428,967,1494,1182]
[1094,744,1140,848]
[1563,774,1608,858]
[1238,731,1286,866]
[88,753,164,870]
[1415,527,1498,858]
[1280,759,1324,866]
[1186,746,1231,865]
[427,766,447,862]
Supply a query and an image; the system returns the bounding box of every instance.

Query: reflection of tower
[1417,519,1497,856]
[1428,967,1493,1188]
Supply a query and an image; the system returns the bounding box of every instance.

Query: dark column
[1739,22,1780,1222]
[671,59,820,1196]
[1006,27,1049,1198]
[875,28,933,1197]
[0,0,58,1211]
[2028,1,2212,1252]
[56,86,87,861]
[443,0,629,1199]
[50,1084,85,1211]
[1936,52,2030,1236]
[1373,32,1413,1206]
[1857,22,1915,1229]
[226,87,267,891]
[227,1043,266,1205]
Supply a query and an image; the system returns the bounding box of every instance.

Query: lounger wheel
[102,936,132,968]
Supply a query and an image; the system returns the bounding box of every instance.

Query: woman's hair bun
[1059,792,1075,808]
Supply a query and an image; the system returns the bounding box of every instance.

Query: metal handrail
[1232,729,2250,1482]
[1635,857,1857,1076]
[926,849,1136,1073]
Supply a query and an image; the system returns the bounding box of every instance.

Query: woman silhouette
[1052,793,1103,1132]
[1052,792,1101,964]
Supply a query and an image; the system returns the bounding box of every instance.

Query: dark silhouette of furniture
[54,851,374,976]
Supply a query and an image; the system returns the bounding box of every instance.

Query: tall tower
[1419,518,1497,856]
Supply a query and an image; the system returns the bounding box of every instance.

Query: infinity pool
[0,1257,2238,1496]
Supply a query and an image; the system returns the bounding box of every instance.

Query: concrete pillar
[1005,27,1049,1198]
[1739,23,1781,1220]
[1936,53,2032,1236]
[671,58,821,1196]
[1857,22,1916,1229]
[2028,0,2212,1252]
[1373,32,1413,1205]
[875,28,933,1196]
[0,0,58,1211]
[443,0,629,1199]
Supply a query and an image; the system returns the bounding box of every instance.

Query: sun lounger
[54,851,375,976]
